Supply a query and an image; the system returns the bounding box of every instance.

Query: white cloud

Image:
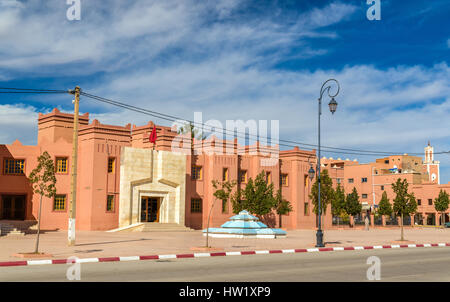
[0,0,356,72]
[1,1,449,182]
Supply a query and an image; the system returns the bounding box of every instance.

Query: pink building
[321,143,450,226]
[0,109,323,231]
[0,109,448,232]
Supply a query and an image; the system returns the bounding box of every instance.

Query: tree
[392,178,418,241]
[309,169,335,226]
[28,151,57,254]
[232,171,276,218]
[434,190,449,228]
[274,189,293,228]
[331,185,346,227]
[345,187,362,227]
[206,180,236,247]
[377,191,393,218]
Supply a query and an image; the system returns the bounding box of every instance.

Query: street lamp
[315,79,340,247]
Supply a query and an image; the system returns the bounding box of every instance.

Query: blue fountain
[203,210,287,238]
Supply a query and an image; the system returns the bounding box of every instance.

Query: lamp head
[328,97,338,114]
[308,166,315,181]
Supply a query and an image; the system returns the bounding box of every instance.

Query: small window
[108,158,115,173]
[192,165,202,180]
[281,174,289,186]
[348,178,354,184]
[304,202,310,216]
[417,199,421,206]
[239,170,247,183]
[362,177,368,183]
[107,195,115,212]
[385,160,389,164]
[191,198,202,213]
[265,171,271,183]
[4,159,25,175]
[56,157,68,173]
[54,195,66,211]
[337,178,342,184]
[428,199,432,205]
[222,168,228,181]
[381,185,384,191]
[362,194,368,199]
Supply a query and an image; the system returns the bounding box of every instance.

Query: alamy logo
[366,0,381,21]
[366,256,381,280]
[66,0,81,21]
[170,112,280,167]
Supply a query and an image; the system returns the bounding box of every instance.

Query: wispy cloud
[0,0,449,181]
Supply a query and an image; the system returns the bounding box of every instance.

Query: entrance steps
[141,223,195,232]
[0,220,38,236]
[0,222,27,237]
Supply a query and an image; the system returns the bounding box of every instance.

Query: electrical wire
[79,91,450,157]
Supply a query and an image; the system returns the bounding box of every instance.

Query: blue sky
[0,0,449,181]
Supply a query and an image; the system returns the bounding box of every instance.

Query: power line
[2,87,445,157]
[79,91,449,157]
[0,87,67,93]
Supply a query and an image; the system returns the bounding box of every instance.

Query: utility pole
[68,86,80,246]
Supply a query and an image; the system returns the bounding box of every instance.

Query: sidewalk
[0,227,449,262]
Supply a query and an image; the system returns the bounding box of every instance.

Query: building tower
[424,141,440,184]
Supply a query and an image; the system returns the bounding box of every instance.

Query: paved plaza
[0,227,449,262]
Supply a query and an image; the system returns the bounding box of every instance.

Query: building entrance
[140,197,160,222]
[1,195,26,220]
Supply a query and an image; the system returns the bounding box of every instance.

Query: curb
[1,242,449,267]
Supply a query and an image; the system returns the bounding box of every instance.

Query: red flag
[149,127,157,144]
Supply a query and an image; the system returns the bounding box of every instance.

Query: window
[265,171,271,183]
[192,165,202,180]
[428,199,432,205]
[362,177,368,183]
[304,202,310,216]
[337,178,342,184]
[348,178,354,184]
[417,199,421,206]
[381,185,384,190]
[54,195,66,211]
[281,174,288,186]
[4,159,25,175]
[362,194,368,199]
[191,198,202,213]
[385,160,389,164]
[239,170,247,183]
[108,158,115,173]
[222,168,228,181]
[107,195,115,212]
[56,157,68,173]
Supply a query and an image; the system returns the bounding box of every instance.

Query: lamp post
[315,79,340,247]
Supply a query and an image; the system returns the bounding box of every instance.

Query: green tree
[331,185,346,227]
[231,171,276,217]
[392,178,418,241]
[309,169,335,227]
[28,151,57,254]
[377,191,393,218]
[345,187,362,227]
[274,189,293,228]
[434,190,449,228]
[206,180,236,247]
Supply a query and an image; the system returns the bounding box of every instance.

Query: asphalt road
[1,247,450,282]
